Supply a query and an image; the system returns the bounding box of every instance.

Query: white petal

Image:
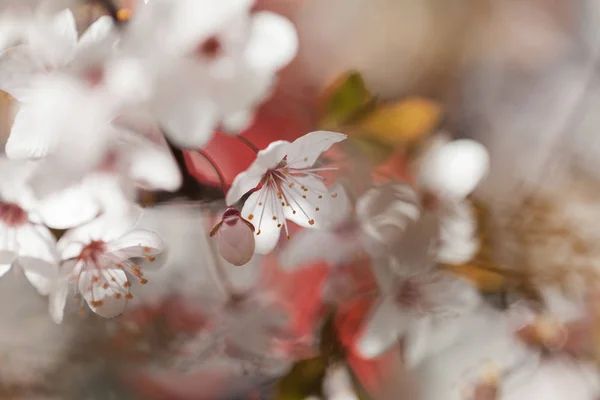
[424,272,481,320]
[437,201,479,264]
[241,189,281,254]
[157,92,218,148]
[280,230,354,270]
[77,15,114,50]
[34,183,101,229]
[49,279,69,324]
[254,140,292,169]
[357,298,407,359]
[58,212,139,259]
[216,218,255,266]
[284,131,347,169]
[106,229,165,259]
[282,175,332,228]
[6,104,56,159]
[121,130,182,192]
[16,224,58,264]
[245,12,298,71]
[79,269,128,318]
[225,164,267,206]
[18,257,58,295]
[418,139,490,200]
[28,8,77,68]
[0,45,43,101]
[0,251,14,277]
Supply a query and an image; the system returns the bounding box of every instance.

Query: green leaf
[320,71,372,129]
[275,357,328,400]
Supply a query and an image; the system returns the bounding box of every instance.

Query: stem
[194,149,228,195]
[235,134,260,153]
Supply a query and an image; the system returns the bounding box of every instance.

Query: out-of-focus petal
[107,229,165,260]
[245,12,297,71]
[49,278,69,324]
[357,298,407,359]
[0,45,43,101]
[417,139,490,200]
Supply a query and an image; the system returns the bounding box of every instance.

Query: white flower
[0,0,78,52]
[356,182,421,252]
[416,134,490,265]
[358,262,481,363]
[0,10,125,197]
[226,131,346,254]
[0,9,116,103]
[280,183,422,269]
[113,0,298,147]
[0,158,59,295]
[50,212,164,323]
[357,214,479,362]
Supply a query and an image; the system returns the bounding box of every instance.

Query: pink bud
[211,207,255,266]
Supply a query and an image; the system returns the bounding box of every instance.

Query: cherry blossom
[415,134,490,265]
[226,131,347,254]
[110,0,299,148]
[357,261,481,362]
[50,211,164,323]
[0,157,70,295]
[356,212,479,361]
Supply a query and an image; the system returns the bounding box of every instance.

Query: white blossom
[226,131,347,254]
[110,0,298,147]
[50,211,164,323]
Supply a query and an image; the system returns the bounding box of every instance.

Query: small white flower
[226,131,346,254]
[50,212,164,323]
[356,182,421,252]
[416,135,490,265]
[358,223,480,362]
[358,268,480,362]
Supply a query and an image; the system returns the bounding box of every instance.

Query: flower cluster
[0,0,298,323]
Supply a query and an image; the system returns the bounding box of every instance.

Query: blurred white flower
[0,0,78,52]
[280,182,421,269]
[50,211,164,323]
[0,158,59,295]
[0,9,116,103]
[226,131,346,254]
[358,260,480,362]
[211,206,256,266]
[416,134,490,264]
[113,0,298,147]
[356,182,421,252]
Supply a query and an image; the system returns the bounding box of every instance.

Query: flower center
[197,36,221,59]
[395,279,422,308]
[0,202,27,227]
[79,240,107,263]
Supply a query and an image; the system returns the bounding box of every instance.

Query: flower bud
[211,207,255,266]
